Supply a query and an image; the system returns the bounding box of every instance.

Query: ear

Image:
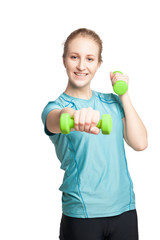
[63,56,66,68]
[98,61,102,68]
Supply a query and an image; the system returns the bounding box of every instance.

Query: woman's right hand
[73,107,100,134]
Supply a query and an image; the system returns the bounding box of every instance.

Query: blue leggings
[59,209,139,240]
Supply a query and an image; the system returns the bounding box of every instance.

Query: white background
[0,0,160,239]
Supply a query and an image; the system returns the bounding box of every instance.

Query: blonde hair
[63,28,103,63]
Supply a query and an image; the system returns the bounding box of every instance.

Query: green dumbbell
[60,113,112,135]
[113,71,128,95]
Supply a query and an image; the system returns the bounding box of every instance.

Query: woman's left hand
[110,71,129,92]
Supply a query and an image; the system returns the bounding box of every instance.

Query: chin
[69,78,89,88]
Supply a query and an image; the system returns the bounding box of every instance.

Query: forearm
[120,92,148,151]
[46,107,75,134]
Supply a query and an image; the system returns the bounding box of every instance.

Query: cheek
[66,61,76,71]
[90,64,99,74]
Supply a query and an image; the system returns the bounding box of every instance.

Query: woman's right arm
[46,107,100,134]
[46,107,75,134]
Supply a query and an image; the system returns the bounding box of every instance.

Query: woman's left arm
[120,92,148,151]
[110,71,148,151]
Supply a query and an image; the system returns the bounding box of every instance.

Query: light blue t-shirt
[41,90,136,218]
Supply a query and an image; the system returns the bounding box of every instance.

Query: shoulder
[41,94,64,124]
[44,94,66,109]
[93,90,119,103]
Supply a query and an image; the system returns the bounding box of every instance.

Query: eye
[71,56,78,60]
[88,58,94,62]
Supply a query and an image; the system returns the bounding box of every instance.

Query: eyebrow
[70,52,95,57]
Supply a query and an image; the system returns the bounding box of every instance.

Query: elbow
[126,136,148,151]
[135,144,148,151]
[134,139,148,151]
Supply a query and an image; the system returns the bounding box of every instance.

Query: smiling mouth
[74,72,88,77]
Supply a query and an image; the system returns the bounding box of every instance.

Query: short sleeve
[41,101,63,136]
[112,94,125,119]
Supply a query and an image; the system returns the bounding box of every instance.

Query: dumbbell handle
[113,71,128,95]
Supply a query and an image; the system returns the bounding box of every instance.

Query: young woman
[41,28,147,240]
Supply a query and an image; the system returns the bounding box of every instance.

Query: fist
[110,71,129,88]
[73,107,100,134]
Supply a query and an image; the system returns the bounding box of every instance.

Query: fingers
[110,71,114,80]
[74,110,80,131]
[73,107,100,134]
[110,72,129,86]
[89,110,100,134]
[84,107,93,132]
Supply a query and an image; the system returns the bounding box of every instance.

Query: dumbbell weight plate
[113,80,128,95]
[101,114,112,134]
[60,113,74,134]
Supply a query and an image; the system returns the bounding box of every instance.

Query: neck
[64,83,92,100]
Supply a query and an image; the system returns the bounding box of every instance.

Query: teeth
[75,73,87,76]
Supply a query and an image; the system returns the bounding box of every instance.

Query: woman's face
[63,36,101,89]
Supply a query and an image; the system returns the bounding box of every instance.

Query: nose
[77,58,86,71]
